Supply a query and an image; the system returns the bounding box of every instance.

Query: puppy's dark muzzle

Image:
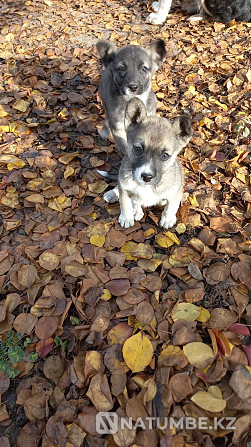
[128,82,139,93]
[141,173,153,183]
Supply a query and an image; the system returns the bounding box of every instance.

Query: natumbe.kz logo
[96,412,236,435]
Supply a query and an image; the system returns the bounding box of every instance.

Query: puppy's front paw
[103,188,119,203]
[133,207,144,221]
[118,213,135,228]
[98,125,110,140]
[146,12,166,24]
[159,213,177,229]
[188,14,203,21]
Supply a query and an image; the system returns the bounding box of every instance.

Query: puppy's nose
[141,173,153,183]
[128,82,138,93]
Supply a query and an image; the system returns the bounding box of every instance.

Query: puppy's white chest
[132,184,166,207]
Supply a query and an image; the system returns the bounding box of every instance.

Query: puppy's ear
[125,98,147,129]
[96,40,117,67]
[148,39,166,69]
[173,114,193,146]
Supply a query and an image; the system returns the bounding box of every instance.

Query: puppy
[147,0,251,24]
[96,39,166,155]
[108,97,193,229]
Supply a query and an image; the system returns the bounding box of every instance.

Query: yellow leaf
[172,303,201,322]
[0,126,10,132]
[175,223,186,234]
[13,99,29,112]
[122,332,153,373]
[189,194,199,207]
[25,194,44,204]
[143,377,157,402]
[58,107,69,118]
[0,155,22,165]
[44,0,53,5]
[197,307,210,323]
[191,387,226,412]
[64,166,74,179]
[144,228,155,237]
[101,289,112,301]
[27,178,44,190]
[155,234,174,248]
[90,234,105,247]
[5,33,15,42]
[164,231,180,245]
[88,180,108,194]
[183,342,215,369]
[58,152,80,164]
[7,160,25,171]
[121,241,138,261]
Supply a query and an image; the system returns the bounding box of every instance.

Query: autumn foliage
[0,0,250,446]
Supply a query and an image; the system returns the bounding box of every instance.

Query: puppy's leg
[151,1,160,12]
[103,185,119,203]
[132,200,144,222]
[118,189,135,228]
[147,0,172,24]
[112,128,127,156]
[98,118,110,139]
[159,190,182,229]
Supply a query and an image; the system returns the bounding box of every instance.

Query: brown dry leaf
[86,373,113,412]
[169,372,193,402]
[112,421,136,447]
[67,423,86,447]
[39,251,60,271]
[229,365,251,400]
[208,308,237,331]
[135,301,154,324]
[84,351,105,380]
[106,279,130,296]
[35,316,58,340]
[204,262,231,285]
[18,265,37,288]
[107,322,133,345]
[158,345,188,369]
[43,356,65,384]
[13,313,38,335]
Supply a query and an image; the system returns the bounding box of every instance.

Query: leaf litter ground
[0,0,250,446]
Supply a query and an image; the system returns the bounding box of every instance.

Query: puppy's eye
[133,145,144,156]
[117,65,126,75]
[141,65,148,73]
[162,152,170,160]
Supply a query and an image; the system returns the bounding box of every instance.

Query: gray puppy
[110,97,193,229]
[96,39,166,155]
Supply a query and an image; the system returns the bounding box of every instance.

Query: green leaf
[0,359,9,372]
[54,336,61,346]
[70,316,81,326]
[8,346,24,364]
[29,352,38,362]
[0,341,7,354]
[24,338,32,347]
[7,331,14,345]
[15,332,23,343]
[6,366,19,378]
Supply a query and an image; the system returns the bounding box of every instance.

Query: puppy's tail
[97,170,118,181]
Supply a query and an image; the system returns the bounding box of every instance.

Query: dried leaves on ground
[0,0,250,446]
